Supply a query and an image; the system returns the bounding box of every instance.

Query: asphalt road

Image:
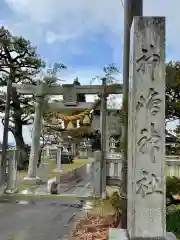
[0,197,82,240]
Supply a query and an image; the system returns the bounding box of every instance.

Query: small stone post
[127,17,166,239]
[46,146,50,157]
[24,96,44,184]
[92,150,101,197]
[54,145,62,172]
[5,149,18,193]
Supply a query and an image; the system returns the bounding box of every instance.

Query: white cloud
[4,0,124,63]
[4,0,180,61]
[5,0,123,33]
[2,0,180,143]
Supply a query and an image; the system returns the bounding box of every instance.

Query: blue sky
[0,0,179,143]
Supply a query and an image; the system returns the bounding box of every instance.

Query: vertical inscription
[136,170,164,198]
[136,88,162,116]
[136,44,160,82]
[128,17,165,238]
[137,123,160,163]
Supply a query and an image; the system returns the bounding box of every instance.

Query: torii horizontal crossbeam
[45,102,93,112]
[12,83,123,96]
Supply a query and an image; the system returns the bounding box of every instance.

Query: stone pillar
[24,96,44,184]
[71,143,74,156]
[127,17,166,238]
[46,146,50,157]
[106,128,110,154]
[5,149,18,193]
[57,147,62,171]
[53,146,62,172]
[79,146,88,159]
[92,151,101,197]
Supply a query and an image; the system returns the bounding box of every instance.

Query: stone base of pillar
[108,229,177,240]
[0,185,5,195]
[23,176,42,185]
[79,156,88,159]
[4,188,18,194]
[79,150,88,159]
[52,168,63,173]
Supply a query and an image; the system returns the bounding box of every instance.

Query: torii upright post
[24,86,45,184]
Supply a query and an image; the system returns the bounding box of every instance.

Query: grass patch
[61,158,90,172]
[44,157,89,173]
[44,157,90,179]
[13,193,92,200]
[16,157,90,191]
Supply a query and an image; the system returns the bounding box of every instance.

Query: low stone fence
[106,154,123,187]
[56,164,87,188]
[166,159,180,178]
[92,152,180,191]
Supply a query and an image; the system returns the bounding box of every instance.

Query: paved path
[19,179,93,198]
[0,196,82,240]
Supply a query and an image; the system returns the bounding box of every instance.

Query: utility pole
[100,77,107,199]
[121,0,143,228]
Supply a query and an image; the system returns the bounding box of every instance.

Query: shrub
[166,207,180,239]
[166,177,180,196]
[109,191,124,213]
[166,177,180,206]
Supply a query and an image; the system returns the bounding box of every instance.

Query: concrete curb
[12,194,94,200]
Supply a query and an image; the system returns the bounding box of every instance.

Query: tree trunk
[13,121,29,170]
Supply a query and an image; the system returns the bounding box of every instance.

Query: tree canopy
[166,61,180,123]
[0,26,66,168]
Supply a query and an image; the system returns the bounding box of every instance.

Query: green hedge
[167,207,180,239]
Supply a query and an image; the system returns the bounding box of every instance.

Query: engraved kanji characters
[136,44,160,81]
[137,123,160,163]
[136,170,163,198]
[136,88,162,116]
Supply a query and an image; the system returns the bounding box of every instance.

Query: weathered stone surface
[56,148,62,171]
[6,149,18,192]
[36,163,49,182]
[28,96,44,178]
[23,176,41,185]
[127,17,166,238]
[56,164,87,184]
[12,83,122,95]
[108,230,177,240]
[91,151,101,197]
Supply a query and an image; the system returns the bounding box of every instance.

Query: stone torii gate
[12,83,122,184]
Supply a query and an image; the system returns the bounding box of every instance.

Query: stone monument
[5,149,18,193]
[53,145,62,172]
[109,16,176,240]
[127,16,166,239]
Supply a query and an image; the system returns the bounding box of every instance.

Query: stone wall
[56,164,87,187]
